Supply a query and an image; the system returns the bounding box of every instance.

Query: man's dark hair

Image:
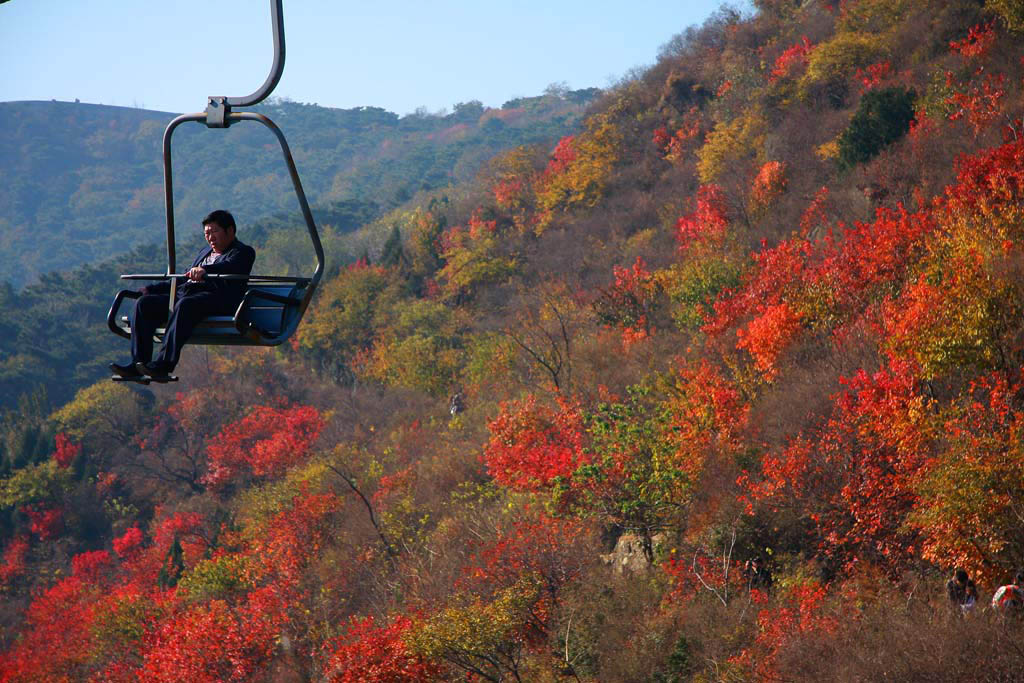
[1015,569,1024,585]
[203,209,236,233]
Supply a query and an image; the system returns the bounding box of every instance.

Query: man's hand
[186,267,207,281]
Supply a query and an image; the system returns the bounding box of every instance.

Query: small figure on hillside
[449,392,464,416]
[947,568,978,613]
[991,569,1024,615]
[744,556,773,591]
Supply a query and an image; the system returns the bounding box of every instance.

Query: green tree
[837,87,917,169]
[379,224,406,269]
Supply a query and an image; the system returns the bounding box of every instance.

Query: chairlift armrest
[240,289,303,306]
[232,287,303,340]
[107,289,142,339]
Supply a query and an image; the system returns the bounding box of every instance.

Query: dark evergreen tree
[379,225,405,269]
[838,87,917,169]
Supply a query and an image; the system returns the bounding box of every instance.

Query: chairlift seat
[109,277,309,347]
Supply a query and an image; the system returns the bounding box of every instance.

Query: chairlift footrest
[111,374,179,385]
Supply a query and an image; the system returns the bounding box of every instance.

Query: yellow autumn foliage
[50,381,147,442]
[696,110,767,183]
[534,109,622,233]
[405,575,543,660]
[798,32,884,105]
[987,0,1024,32]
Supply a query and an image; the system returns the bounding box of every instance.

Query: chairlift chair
[107,0,323,354]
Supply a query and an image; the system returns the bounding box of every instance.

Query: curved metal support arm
[160,110,323,292]
[228,111,324,295]
[107,289,142,340]
[208,0,285,117]
[162,113,205,275]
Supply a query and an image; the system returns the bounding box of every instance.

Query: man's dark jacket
[146,239,256,308]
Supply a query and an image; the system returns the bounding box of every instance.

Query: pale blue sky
[1,0,749,115]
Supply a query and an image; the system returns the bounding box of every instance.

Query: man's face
[204,221,233,253]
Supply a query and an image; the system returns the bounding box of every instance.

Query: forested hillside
[0,90,594,410]
[3,0,1024,680]
[0,89,595,286]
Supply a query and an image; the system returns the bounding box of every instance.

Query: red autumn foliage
[118,511,209,590]
[908,369,1024,580]
[668,359,751,480]
[0,536,29,586]
[749,359,932,569]
[652,127,671,149]
[23,505,63,541]
[52,432,81,468]
[734,581,837,680]
[325,615,441,682]
[492,178,525,208]
[854,61,894,93]
[942,137,1024,217]
[947,71,1007,135]
[708,134,1024,361]
[675,184,729,252]
[463,515,588,595]
[136,586,287,683]
[71,549,113,583]
[751,161,788,205]
[769,37,814,83]
[204,404,325,486]
[736,302,804,380]
[545,135,577,176]
[654,106,702,161]
[816,205,937,311]
[348,256,372,271]
[596,256,660,347]
[484,395,589,491]
[373,465,415,505]
[7,9,1024,682]
[799,186,832,234]
[113,526,145,560]
[468,212,498,240]
[243,490,341,585]
[950,21,998,60]
[707,198,936,347]
[705,234,810,336]
[0,574,97,681]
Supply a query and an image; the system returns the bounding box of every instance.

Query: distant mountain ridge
[0,91,597,287]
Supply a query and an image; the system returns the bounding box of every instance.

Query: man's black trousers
[131,290,235,368]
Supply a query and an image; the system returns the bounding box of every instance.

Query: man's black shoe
[136,361,174,379]
[110,362,144,379]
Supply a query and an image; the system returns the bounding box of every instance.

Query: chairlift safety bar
[121,273,311,284]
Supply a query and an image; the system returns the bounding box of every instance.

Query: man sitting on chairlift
[111,210,256,380]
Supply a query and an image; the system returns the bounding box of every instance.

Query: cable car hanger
[108,0,324,353]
